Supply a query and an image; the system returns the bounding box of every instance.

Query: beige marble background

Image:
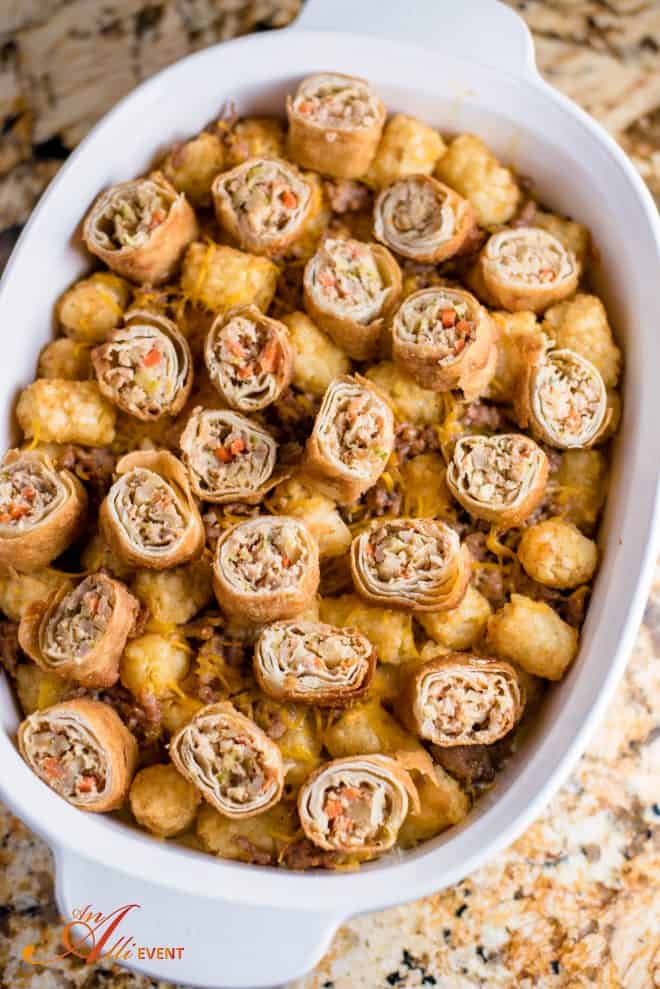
[0,2,659,988]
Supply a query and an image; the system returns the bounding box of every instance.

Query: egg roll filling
[207,314,285,405]
[221,159,311,241]
[308,239,387,322]
[187,723,275,808]
[41,574,114,663]
[94,182,171,251]
[113,468,185,551]
[377,177,456,253]
[258,622,372,690]
[363,520,460,586]
[93,323,182,417]
[448,434,545,512]
[0,458,63,531]
[486,228,575,287]
[220,520,309,593]
[321,778,389,847]
[27,716,107,802]
[293,74,380,129]
[419,669,518,744]
[532,351,606,446]
[396,291,477,364]
[322,388,389,475]
[181,409,276,500]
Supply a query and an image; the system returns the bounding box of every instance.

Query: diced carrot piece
[42,757,62,780]
[238,365,254,380]
[9,503,28,520]
[215,446,232,463]
[21,486,36,501]
[441,308,456,328]
[229,438,245,456]
[298,101,313,115]
[281,555,291,568]
[280,189,298,209]
[343,787,362,800]
[78,775,97,794]
[455,320,472,335]
[143,347,161,367]
[324,798,344,819]
[318,272,336,289]
[259,338,280,374]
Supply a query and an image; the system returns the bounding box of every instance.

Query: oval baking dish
[0,2,659,986]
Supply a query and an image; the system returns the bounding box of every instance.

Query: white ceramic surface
[1,2,659,987]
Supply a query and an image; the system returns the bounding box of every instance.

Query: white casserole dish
[0,2,659,986]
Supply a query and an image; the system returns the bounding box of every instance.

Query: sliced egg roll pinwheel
[298,754,418,855]
[446,433,549,528]
[82,174,198,285]
[304,375,394,505]
[350,518,471,613]
[205,305,294,412]
[402,653,524,747]
[303,238,401,360]
[18,573,140,688]
[0,450,87,573]
[473,227,579,313]
[287,73,386,179]
[180,407,280,504]
[100,450,204,569]
[212,157,313,256]
[392,287,497,400]
[373,175,476,263]
[254,620,376,706]
[18,699,137,812]
[92,309,193,421]
[514,348,610,449]
[213,516,320,623]
[170,702,284,818]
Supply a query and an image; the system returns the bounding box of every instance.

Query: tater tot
[16,663,73,715]
[16,379,116,446]
[323,700,420,759]
[120,634,191,698]
[197,800,296,863]
[180,241,278,313]
[434,134,520,228]
[486,593,579,680]
[542,294,621,388]
[518,517,598,589]
[37,338,91,381]
[268,476,351,561]
[399,453,456,521]
[362,114,446,189]
[365,361,445,425]
[0,568,72,622]
[160,693,204,737]
[129,763,201,837]
[57,272,130,344]
[534,210,591,270]
[80,532,134,581]
[281,311,351,397]
[398,766,469,848]
[553,449,608,534]
[249,699,323,785]
[132,561,213,626]
[319,594,418,664]
[224,116,286,169]
[487,310,544,403]
[162,131,225,207]
[417,585,492,650]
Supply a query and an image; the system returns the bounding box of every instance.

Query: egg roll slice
[350,518,471,613]
[213,516,319,623]
[392,287,496,400]
[92,308,192,421]
[446,433,549,528]
[212,157,313,257]
[475,227,579,313]
[304,375,394,505]
[18,698,137,812]
[0,450,87,573]
[514,348,610,450]
[100,450,204,569]
[402,653,524,747]
[303,238,401,360]
[18,573,139,689]
[298,754,417,855]
[287,72,386,179]
[170,702,284,818]
[82,174,198,285]
[205,305,293,412]
[180,407,279,504]
[254,620,376,706]
[374,175,476,263]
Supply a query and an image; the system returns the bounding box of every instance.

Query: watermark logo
[23,903,185,966]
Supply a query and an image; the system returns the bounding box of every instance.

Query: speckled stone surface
[0,3,659,988]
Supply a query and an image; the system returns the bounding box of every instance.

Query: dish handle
[53,848,341,989]
[293,0,536,78]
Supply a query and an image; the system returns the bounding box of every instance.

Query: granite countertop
[0,3,659,988]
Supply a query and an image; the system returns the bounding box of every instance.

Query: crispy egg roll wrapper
[18,698,137,812]
[180,406,281,504]
[92,308,193,421]
[303,238,401,360]
[287,73,386,180]
[0,450,88,573]
[212,157,314,256]
[297,754,418,855]
[304,374,394,505]
[212,515,320,623]
[446,433,549,528]
[514,347,610,450]
[100,450,204,569]
[170,701,284,818]
[392,287,497,400]
[18,573,139,688]
[350,518,471,613]
[401,653,524,747]
[254,620,376,706]
[204,304,294,413]
[473,227,579,313]
[83,174,198,285]
[374,175,476,263]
